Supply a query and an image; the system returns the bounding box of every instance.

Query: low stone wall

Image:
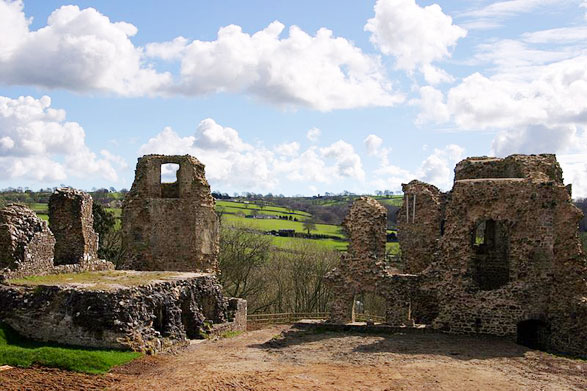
[0,272,246,353]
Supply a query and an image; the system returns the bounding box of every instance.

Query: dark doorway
[471,219,510,290]
[517,319,550,350]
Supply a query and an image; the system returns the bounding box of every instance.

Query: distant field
[217,200,310,220]
[222,214,344,238]
[270,236,348,251]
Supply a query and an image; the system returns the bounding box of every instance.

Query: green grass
[219,330,242,338]
[374,196,403,207]
[0,322,140,374]
[223,214,344,237]
[270,236,349,251]
[216,200,311,219]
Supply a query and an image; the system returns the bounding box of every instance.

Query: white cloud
[275,142,300,157]
[165,21,403,110]
[140,120,368,192]
[306,127,321,142]
[415,86,450,124]
[522,26,587,44]
[0,2,170,95]
[0,2,401,111]
[365,0,466,81]
[364,134,383,155]
[373,144,464,191]
[145,36,188,60]
[419,144,464,188]
[0,95,124,182]
[463,0,569,19]
[460,0,573,30]
[194,118,250,152]
[320,140,365,181]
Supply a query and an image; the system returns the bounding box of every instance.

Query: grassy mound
[0,322,140,374]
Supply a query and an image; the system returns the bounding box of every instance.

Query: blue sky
[1,0,587,196]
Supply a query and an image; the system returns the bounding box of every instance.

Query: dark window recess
[471,219,510,290]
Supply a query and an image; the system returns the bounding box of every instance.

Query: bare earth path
[2,325,586,390]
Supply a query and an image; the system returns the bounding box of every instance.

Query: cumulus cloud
[320,140,366,181]
[275,142,300,157]
[140,120,366,192]
[0,1,401,111]
[306,127,321,142]
[415,86,450,124]
[0,1,170,95]
[364,134,383,155]
[373,144,464,191]
[161,21,403,110]
[419,144,464,188]
[365,0,466,83]
[0,95,125,182]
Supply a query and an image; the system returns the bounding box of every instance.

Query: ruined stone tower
[49,188,98,265]
[121,154,219,272]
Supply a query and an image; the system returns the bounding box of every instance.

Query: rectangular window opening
[161,163,180,198]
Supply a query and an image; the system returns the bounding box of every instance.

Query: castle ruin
[0,154,246,352]
[328,154,587,357]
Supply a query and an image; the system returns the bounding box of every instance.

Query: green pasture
[270,236,349,251]
[222,213,344,238]
[0,322,140,374]
[216,200,311,219]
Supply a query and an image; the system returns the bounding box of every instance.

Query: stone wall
[0,204,55,278]
[327,197,414,324]
[121,155,219,273]
[395,154,587,357]
[49,188,98,265]
[0,272,246,353]
[397,180,444,273]
[0,199,113,281]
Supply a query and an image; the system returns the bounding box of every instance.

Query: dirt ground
[1,325,586,391]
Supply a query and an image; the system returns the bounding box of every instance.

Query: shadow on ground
[250,325,531,361]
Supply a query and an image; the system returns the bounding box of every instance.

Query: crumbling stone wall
[397,180,444,273]
[0,272,246,353]
[0,204,55,278]
[49,188,98,264]
[327,197,418,325]
[0,196,113,281]
[392,154,587,357]
[121,155,219,273]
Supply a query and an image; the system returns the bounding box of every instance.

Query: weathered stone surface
[49,188,98,265]
[397,180,444,273]
[454,154,564,184]
[0,271,246,353]
[327,197,410,324]
[121,155,219,273]
[326,154,586,357]
[394,154,587,357]
[0,204,55,278]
